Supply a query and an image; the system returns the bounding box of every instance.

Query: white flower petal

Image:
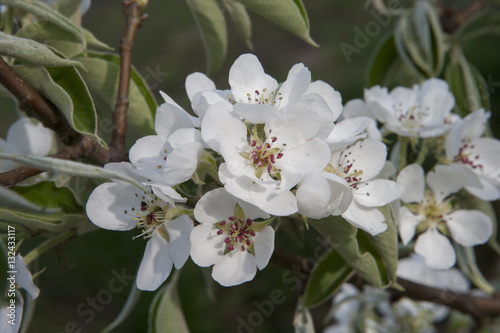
[278,63,311,108]
[164,215,193,269]
[297,172,352,218]
[426,164,466,202]
[254,226,275,269]
[342,201,387,235]
[277,137,331,178]
[8,118,54,156]
[249,182,298,216]
[185,72,216,115]
[397,206,422,245]
[306,80,343,121]
[228,54,278,104]
[194,188,239,224]
[326,117,370,151]
[136,232,173,291]
[445,210,492,247]
[129,135,167,168]
[190,224,225,266]
[162,142,204,184]
[15,254,39,299]
[219,163,254,204]
[233,103,276,124]
[414,228,456,269]
[86,182,138,231]
[341,139,387,182]
[156,95,199,137]
[266,101,324,147]
[212,250,257,286]
[462,109,489,140]
[201,102,247,152]
[397,164,425,203]
[353,179,404,207]
[465,176,500,201]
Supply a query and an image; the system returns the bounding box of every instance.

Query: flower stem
[23,230,76,266]
[414,139,429,165]
[399,136,409,171]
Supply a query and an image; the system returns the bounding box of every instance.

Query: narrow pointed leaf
[186,0,227,75]
[239,0,317,46]
[221,0,253,49]
[0,32,82,68]
[0,185,61,214]
[366,33,399,86]
[302,248,353,309]
[102,283,142,333]
[445,47,489,116]
[0,0,85,47]
[309,213,397,288]
[13,64,103,145]
[148,272,189,333]
[75,51,156,138]
[0,153,147,191]
[16,21,113,53]
[11,181,81,214]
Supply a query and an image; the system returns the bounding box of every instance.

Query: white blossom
[86,163,193,291]
[364,79,458,138]
[190,188,274,286]
[445,109,500,201]
[396,164,492,269]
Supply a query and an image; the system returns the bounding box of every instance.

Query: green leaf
[148,272,189,333]
[16,21,113,55]
[302,248,353,309]
[0,32,83,68]
[221,0,253,49]
[12,63,103,145]
[0,185,61,214]
[455,244,495,294]
[186,0,227,75]
[0,0,85,47]
[395,2,446,78]
[445,47,489,116]
[366,33,399,87]
[102,284,142,333]
[74,51,156,138]
[239,0,316,46]
[12,181,81,214]
[309,212,397,289]
[0,153,147,192]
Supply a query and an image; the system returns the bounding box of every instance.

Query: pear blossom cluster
[85,53,498,292]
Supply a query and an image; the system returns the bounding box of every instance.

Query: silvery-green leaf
[0,186,60,214]
[239,0,317,46]
[309,207,398,289]
[13,64,103,145]
[445,47,489,116]
[16,21,113,54]
[221,0,253,49]
[148,272,189,333]
[101,282,142,333]
[0,153,146,191]
[302,248,353,309]
[366,33,399,86]
[75,51,157,139]
[186,0,227,75]
[0,32,82,68]
[0,0,85,48]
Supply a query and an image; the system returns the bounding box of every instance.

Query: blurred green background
[0,0,498,332]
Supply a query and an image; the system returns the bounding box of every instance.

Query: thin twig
[0,136,110,188]
[0,56,81,146]
[110,0,147,161]
[271,247,500,320]
[394,277,500,321]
